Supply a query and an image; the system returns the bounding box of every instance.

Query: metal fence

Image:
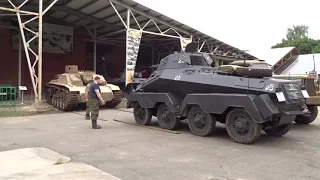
[0,81,17,107]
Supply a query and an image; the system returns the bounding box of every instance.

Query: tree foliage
[286,25,309,41]
[272,25,320,54]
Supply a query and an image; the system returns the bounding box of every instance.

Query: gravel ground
[0,108,320,180]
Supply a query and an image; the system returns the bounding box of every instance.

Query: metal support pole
[125,9,130,86]
[16,12,38,99]
[94,28,97,73]
[152,45,155,65]
[18,33,22,98]
[37,0,43,103]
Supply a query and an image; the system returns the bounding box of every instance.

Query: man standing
[85,80,93,120]
[88,76,105,129]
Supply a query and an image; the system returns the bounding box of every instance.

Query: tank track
[105,90,124,108]
[44,84,80,111]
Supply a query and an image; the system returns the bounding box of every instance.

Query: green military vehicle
[217,60,319,124]
[272,74,319,124]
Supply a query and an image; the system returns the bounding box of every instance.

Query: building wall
[0,19,152,96]
[0,24,90,94]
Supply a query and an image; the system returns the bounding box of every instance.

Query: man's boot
[91,120,101,129]
[85,114,90,120]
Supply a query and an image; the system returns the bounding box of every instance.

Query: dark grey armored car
[125,51,309,144]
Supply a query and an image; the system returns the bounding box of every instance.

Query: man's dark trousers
[88,98,101,129]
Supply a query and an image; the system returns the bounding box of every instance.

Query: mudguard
[126,92,182,112]
[179,93,280,123]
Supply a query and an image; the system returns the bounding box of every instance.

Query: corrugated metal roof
[281,53,320,75]
[247,47,296,66]
[0,0,257,59]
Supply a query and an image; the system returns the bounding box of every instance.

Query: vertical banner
[180,37,192,52]
[125,29,143,86]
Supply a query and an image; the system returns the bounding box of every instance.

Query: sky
[134,0,320,52]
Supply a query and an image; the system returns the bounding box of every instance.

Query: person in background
[88,76,105,129]
[85,79,93,120]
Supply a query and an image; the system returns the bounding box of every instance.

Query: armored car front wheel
[187,106,216,137]
[295,105,318,124]
[157,103,180,130]
[225,108,262,144]
[263,123,292,136]
[133,102,152,125]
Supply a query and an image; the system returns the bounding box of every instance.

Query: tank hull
[44,65,123,111]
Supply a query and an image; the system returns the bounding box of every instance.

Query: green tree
[286,25,309,41]
[312,44,320,54]
[272,25,320,54]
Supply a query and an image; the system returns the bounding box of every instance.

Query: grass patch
[0,103,58,118]
[0,109,36,117]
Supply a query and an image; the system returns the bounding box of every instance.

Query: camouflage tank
[44,65,123,111]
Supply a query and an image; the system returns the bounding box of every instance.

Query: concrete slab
[0,147,71,177]
[0,147,121,180]
[1,162,122,180]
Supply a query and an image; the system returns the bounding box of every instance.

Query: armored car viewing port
[0,0,257,104]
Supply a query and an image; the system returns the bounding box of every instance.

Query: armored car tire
[157,103,180,130]
[133,102,152,125]
[235,67,273,78]
[225,108,262,144]
[187,106,216,137]
[263,123,292,136]
[295,105,318,124]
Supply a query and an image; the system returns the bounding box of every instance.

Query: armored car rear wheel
[133,102,152,125]
[157,103,180,130]
[225,108,261,144]
[187,106,216,137]
[263,123,292,136]
[295,105,318,124]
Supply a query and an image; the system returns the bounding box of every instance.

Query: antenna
[313,55,316,72]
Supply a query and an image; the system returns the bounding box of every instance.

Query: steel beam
[0,0,58,103]
[37,0,43,103]
[109,0,190,36]
[50,6,119,31]
[125,8,130,86]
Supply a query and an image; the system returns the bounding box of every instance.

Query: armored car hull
[125,50,309,144]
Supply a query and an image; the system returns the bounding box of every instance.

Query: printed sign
[180,37,192,51]
[18,86,27,91]
[126,29,142,85]
[12,22,73,54]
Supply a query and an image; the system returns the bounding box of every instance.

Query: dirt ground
[0,108,320,180]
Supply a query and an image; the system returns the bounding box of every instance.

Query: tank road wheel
[225,108,262,144]
[105,90,124,109]
[54,95,60,108]
[157,103,180,130]
[57,97,63,111]
[133,102,152,125]
[51,96,57,107]
[44,87,52,105]
[263,123,292,136]
[187,106,216,137]
[59,92,68,111]
[295,105,318,124]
